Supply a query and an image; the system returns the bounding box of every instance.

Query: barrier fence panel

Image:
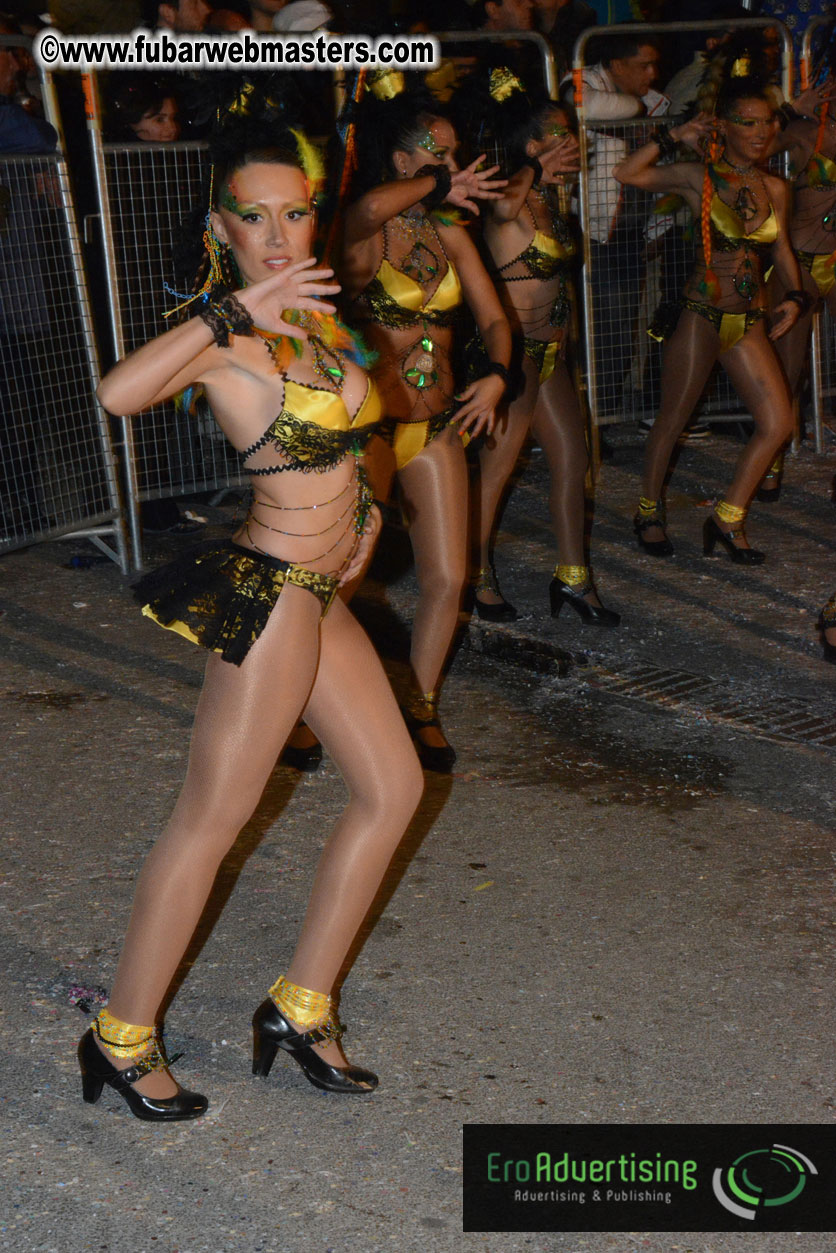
[1,41,126,568]
[85,71,247,571]
[802,16,834,454]
[573,20,793,436]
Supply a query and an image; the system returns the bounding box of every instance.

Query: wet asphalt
[1,422,835,1253]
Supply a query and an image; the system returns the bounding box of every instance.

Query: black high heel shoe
[633,511,674,557]
[549,577,620,628]
[469,566,517,622]
[77,1029,208,1121]
[820,596,836,664]
[702,516,765,565]
[401,692,456,773]
[252,999,378,1094]
[281,722,323,772]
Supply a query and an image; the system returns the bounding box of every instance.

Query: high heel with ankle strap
[77,1013,207,1121]
[252,977,378,1095]
[468,565,518,622]
[702,512,765,565]
[549,565,620,628]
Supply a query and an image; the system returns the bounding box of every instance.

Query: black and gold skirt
[133,540,340,666]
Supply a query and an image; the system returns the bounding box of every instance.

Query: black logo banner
[463,1124,836,1232]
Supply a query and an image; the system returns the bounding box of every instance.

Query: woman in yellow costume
[340,73,511,771]
[77,114,424,1120]
[453,67,619,627]
[759,59,836,501]
[615,75,804,564]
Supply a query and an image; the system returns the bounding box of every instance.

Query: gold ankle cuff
[637,495,663,519]
[269,974,343,1042]
[93,1008,156,1060]
[766,455,783,476]
[474,566,499,596]
[715,499,746,525]
[554,564,588,588]
[405,689,438,723]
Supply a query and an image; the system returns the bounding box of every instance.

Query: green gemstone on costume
[421,336,433,351]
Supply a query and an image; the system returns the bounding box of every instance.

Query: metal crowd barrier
[84,71,246,572]
[0,38,127,570]
[802,16,833,455]
[572,20,793,442]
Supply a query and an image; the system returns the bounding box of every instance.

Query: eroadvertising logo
[712,1143,817,1220]
[462,1124,836,1233]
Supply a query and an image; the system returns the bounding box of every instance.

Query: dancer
[455,67,619,627]
[761,73,836,499]
[78,123,424,1120]
[341,75,511,771]
[615,77,805,563]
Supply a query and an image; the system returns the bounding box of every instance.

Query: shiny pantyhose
[101,587,423,1096]
[397,426,469,747]
[476,357,590,598]
[642,311,793,545]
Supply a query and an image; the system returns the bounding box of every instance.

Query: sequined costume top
[709,192,778,254]
[356,253,463,330]
[491,198,574,340]
[242,377,382,476]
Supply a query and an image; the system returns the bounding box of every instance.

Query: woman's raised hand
[792,76,836,120]
[447,157,508,215]
[236,257,340,338]
[539,134,581,181]
[669,113,715,156]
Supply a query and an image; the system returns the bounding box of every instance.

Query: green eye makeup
[545,124,569,138]
[417,128,446,157]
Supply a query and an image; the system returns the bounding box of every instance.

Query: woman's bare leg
[287,596,424,1067]
[474,360,539,604]
[641,311,720,542]
[398,426,469,749]
[718,324,793,542]
[102,585,323,1094]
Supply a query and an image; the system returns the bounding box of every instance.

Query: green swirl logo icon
[713,1144,817,1220]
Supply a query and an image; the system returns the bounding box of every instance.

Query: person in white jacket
[562,35,669,418]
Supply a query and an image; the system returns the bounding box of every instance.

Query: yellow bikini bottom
[797,250,836,299]
[522,337,562,384]
[381,407,468,471]
[648,299,767,354]
[135,541,341,666]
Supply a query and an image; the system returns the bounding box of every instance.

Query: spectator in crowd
[561,34,669,420]
[0,16,64,538]
[247,0,290,31]
[109,76,181,142]
[156,0,210,30]
[272,0,332,28]
[0,19,56,152]
[533,0,596,80]
[469,0,535,32]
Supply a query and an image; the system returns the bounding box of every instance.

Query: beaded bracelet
[485,361,511,390]
[523,154,543,185]
[650,126,677,161]
[197,300,233,347]
[415,164,452,210]
[197,288,254,346]
[212,288,254,336]
[783,288,813,315]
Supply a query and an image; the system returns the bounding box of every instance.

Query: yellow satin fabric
[283,378,382,433]
[710,195,778,246]
[531,229,573,262]
[805,251,836,298]
[375,257,462,315]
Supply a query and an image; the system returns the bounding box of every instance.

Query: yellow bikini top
[243,378,382,476]
[373,256,463,315]
[710,193,778,247]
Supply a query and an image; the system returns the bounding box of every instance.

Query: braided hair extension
[697,73,772,303]
[349,75,450,201]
